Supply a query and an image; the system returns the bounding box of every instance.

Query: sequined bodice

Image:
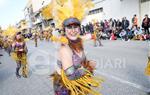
[15,42,24,49]
[57,51,86,69]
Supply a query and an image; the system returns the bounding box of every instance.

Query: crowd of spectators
[81,14,150,41]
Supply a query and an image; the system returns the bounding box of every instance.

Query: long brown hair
[68,37,95,73]
[68,37,83,52]
[14,34,24,42]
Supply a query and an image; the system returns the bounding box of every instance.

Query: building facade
[24,0,150,28]
[24,0,52,31]
[84,0,150,26]
[83,0,140,24]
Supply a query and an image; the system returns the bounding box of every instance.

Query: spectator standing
[142,14,150,35]
[132,14,138,29]
[122,17,130,31]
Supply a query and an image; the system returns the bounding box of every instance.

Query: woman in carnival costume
[42,0,104,94]
[93,23,103,47]
[34,32,38,47]
[11,32,28,78]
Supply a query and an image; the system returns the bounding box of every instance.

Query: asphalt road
[0,40,149,95]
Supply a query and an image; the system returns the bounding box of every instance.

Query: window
[88,7,103,15]
[141,0,150,3]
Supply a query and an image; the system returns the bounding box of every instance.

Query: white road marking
[96,71,150,92]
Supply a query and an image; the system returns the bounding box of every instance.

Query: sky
[0,0,27,29]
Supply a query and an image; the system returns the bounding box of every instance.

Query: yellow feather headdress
[42,0,94,28]
[2,26,18,37]
[41,2,53,20]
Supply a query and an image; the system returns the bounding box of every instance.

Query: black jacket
[122,20,129,30]
[142,18,150,28]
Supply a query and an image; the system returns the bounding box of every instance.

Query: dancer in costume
[3,36,9,51]
[34,32,38,47]
[52,17,103,95]
[6,37,13,56]
[3,36,13,56]
[0,39,3,49]
[2,36,12,56]
[45,30,50,41]
[93,23,103,47]
[145,55,150,94]
[0,30,3,64]
[39,31,44,41]
[11,32,28,78]
[0,31,3,49]
[0,53,3,64]
[145,56,150,76]
[45,0,104,94]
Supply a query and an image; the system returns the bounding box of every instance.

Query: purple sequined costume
[52,51,86,95]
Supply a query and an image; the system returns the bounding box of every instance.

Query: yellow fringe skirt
[51,69,104,95]
[11,52,27,65]
[145,57,150,76]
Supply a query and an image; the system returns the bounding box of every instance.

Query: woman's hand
[88,60,96,69]
[82,60,96,73]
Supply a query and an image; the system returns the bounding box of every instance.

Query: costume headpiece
[63,17,80,27]
[41,2,53,20]
[2,26,18,37]
[41,0,94,44]
[42,0,94,28]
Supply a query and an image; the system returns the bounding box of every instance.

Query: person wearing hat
[52,17,104,95]
[47,0,103,95]
[11,32,28,78]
